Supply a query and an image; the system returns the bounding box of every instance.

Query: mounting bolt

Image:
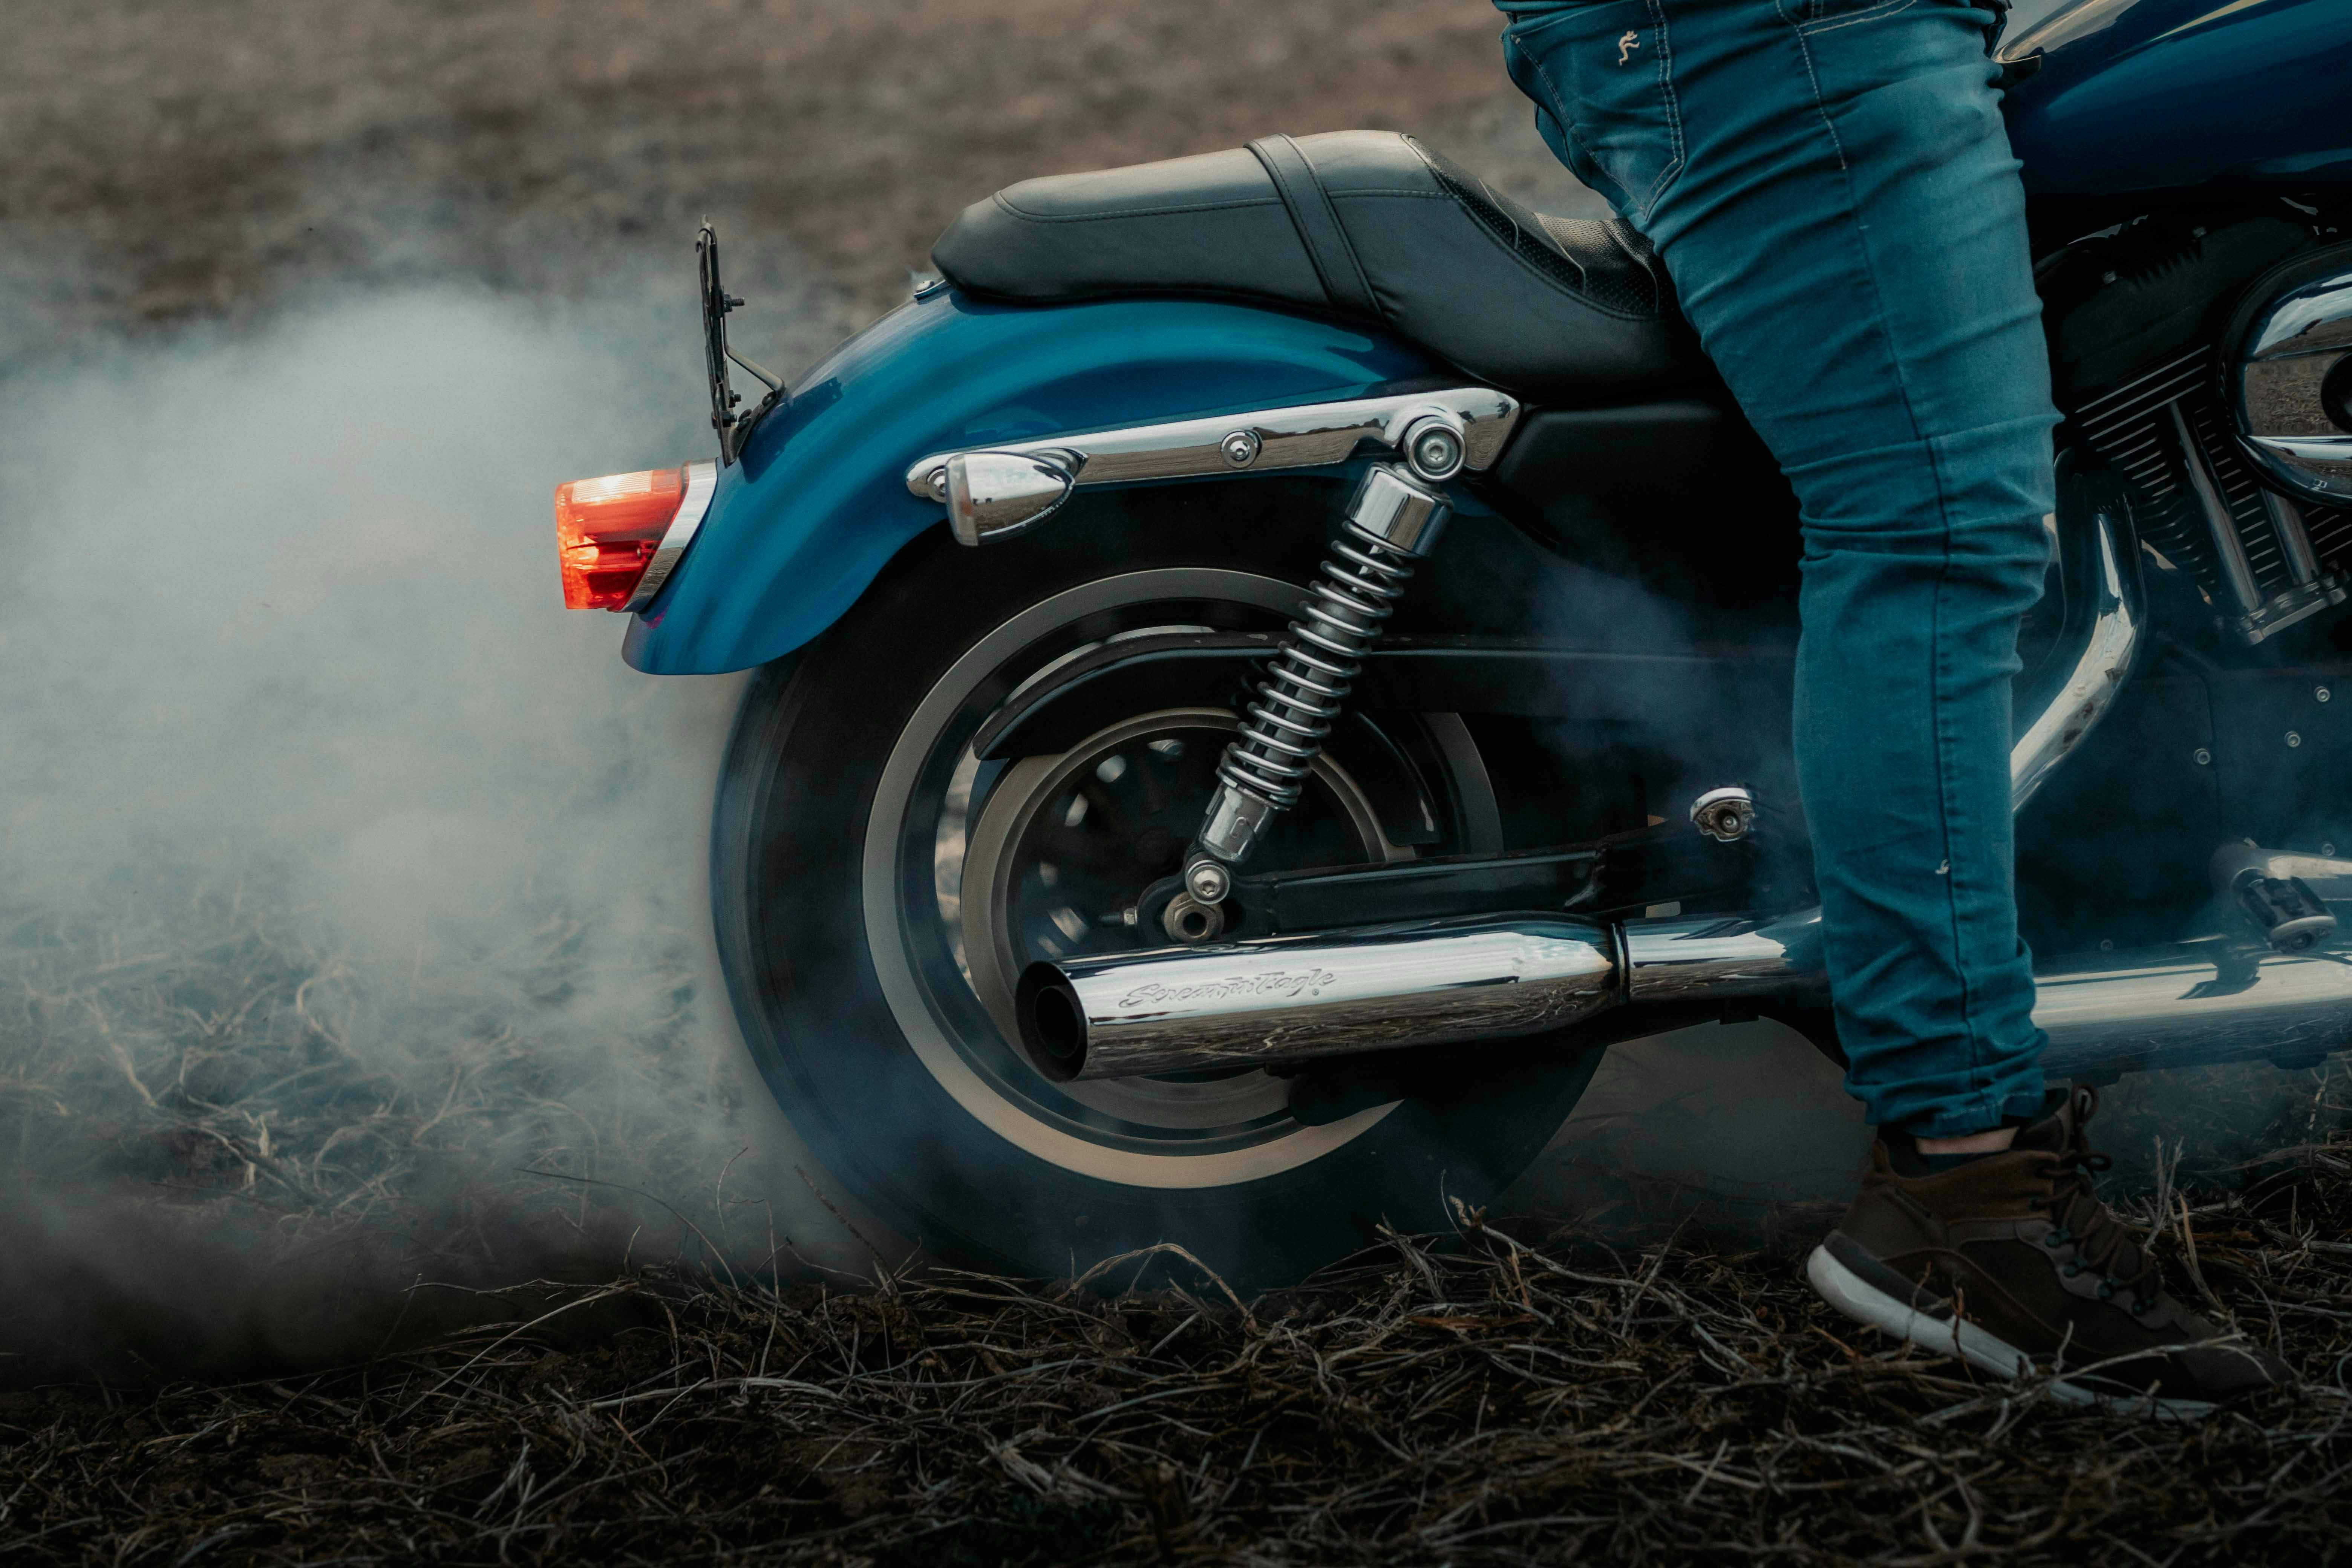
[1220,430,1262,469]
[928,466,949,499]
[1400,416,1467,482]
[1184,854,1233,905]
[2319,686,2334,704]
[2193,747,2213,766]
[2288,731,2304,749]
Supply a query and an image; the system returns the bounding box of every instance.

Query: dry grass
[0,864,766,1383]
[4,1037,2350,1563]
[0,1205,2346,1563]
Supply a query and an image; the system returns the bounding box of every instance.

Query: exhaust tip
[1015,962,1087,1082]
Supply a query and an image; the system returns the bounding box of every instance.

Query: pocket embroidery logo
[1617,29,1640,64]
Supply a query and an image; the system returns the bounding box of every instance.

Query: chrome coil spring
[1217,526,1416,808]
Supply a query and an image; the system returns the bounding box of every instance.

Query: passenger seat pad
[930,130,1704,403]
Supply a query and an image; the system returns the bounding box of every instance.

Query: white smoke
[0,279,893,1373]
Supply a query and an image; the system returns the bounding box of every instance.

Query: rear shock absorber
[1179,429,1462,919]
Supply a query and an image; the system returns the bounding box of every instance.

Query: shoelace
[2035,1130,2160,1316]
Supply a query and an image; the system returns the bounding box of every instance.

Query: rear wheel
[712,507,1600,1284]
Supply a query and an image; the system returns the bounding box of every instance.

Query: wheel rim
[859,569,1489,1188]
[960,706,1403,1129]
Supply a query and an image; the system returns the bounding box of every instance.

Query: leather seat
[931,130,1703,403]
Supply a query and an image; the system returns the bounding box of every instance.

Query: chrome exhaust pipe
[2033,939,2352,1081]
[1015,916,1619,1082]
[1017,910,1824,1083]
[1017,911,2352,1085]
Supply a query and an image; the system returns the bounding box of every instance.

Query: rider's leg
[1495,0,2054,1139]
[1496,0,2290,1405]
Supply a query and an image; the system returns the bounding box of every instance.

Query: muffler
[1015,916,1620,1082]
[1015,911,2352,1085]
[1015,910,1821,1082]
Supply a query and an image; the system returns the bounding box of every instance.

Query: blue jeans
[1494,0,2057,1136]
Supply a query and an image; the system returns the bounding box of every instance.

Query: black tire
[711,490,1601,1286]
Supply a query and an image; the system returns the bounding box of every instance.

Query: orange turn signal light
[554,466,686,611]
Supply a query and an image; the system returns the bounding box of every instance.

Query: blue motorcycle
[553,0,2352,1283]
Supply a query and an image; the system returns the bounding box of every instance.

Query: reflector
[555,467,684,610]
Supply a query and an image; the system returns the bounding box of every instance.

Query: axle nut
[1161,893,1226,945]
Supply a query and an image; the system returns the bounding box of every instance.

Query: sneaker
[1806,1084,2291,1417]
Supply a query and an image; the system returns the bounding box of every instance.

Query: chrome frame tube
[2171,400,2266,619]
[2010,495,2142,810]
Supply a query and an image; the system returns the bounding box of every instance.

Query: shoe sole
[1805,1243,2215,1422]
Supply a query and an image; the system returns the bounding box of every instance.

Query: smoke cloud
[0,276,885,1380]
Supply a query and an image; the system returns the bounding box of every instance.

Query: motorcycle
[551,0,2352,1283]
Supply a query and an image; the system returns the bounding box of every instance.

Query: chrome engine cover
[2233,247,2352,507]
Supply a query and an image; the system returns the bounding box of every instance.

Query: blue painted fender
[622,289,1441,675]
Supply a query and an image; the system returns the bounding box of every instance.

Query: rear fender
[622,290,1439,675]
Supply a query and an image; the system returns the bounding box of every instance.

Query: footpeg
[2236,874,2336,953]
[2213,843,2341,953]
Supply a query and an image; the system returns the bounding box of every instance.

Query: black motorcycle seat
[931,130,1704,403]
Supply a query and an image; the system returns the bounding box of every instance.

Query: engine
[2063,230,2352,647]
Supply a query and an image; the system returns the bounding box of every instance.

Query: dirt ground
[11,3,2352,1562]
[0,0,1598,346]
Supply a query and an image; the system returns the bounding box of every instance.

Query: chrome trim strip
[622,459,717,614]
[904,386,1522,514]
[2010,498,2141,810]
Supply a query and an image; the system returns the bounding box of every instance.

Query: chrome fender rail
[904,386,1521,545]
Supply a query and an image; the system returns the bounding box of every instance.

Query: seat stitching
[992,191,1288,223]
[1401,134,1664,314]
[1399,136,1600,305]
[1328,191,1661,323]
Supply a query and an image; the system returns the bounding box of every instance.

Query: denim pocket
[1498,0,1684,226]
